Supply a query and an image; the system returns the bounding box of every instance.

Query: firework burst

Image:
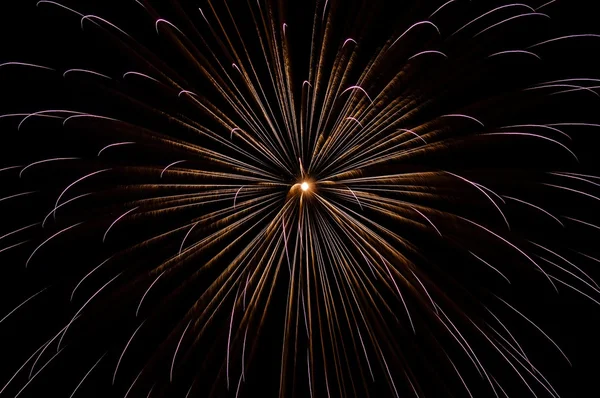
[1,0,600,397]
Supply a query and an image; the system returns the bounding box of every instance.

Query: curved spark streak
[69,353,107,398]
[233,186,244,209]
[80,15,132,38]
[178,90,198,97]
[54,169,111,217]
[123,71,161,83]
[0,191,36,204]
[461,217,557,291]
[113,321,146,384]
[160,160,187,178]
[536,0,557,11]
[59,273,123,351]
[528,34,600,49]
[63,69,112,79]
[440,114,485,126]
[501,124,571,140]
[14,347,67,398]
[488,50,541,59]
[473,13,550,38]
[0,62,54,71]
[20,157,80,178]
[446,172,510,229]
[124,369,144,398]
[469,251,511,284]
[0,165,22,173]
[343,38,357,47]
[502,196,564,226]
[179,222,200,255]
[0,287,47,325]
[340,85,374,105]
[451,4,536,37]
[429,0,458,18]
[103,207,139,243]
[155,18,185,35]
[36,1,85,17]
[170,320,192,382]
[408,50,448,60]
[231,127,242,140]
[0,241,30,255]
[397,129,428,144]
[71,257,113,301]
[25,222,83,268]
[484,132,578,162]
[411,207,442,236]
[345,117,363,127]
[390,21,441,48]
[62,114,120,125]
[18,110,86,130]
[43,193,92,227]
[136,272,166,316]
[563,216,600,231]
[0,223,40,242]
[97,142,135,156]
[496,296,571,366]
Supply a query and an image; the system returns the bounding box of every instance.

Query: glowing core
[301,182,309,191]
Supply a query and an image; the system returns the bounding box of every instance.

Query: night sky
[2,1,600,397]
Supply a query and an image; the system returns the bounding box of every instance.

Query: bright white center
[301,182,309,191]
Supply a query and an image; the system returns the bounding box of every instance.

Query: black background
[2,0,600,397]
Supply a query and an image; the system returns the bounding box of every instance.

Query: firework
[1,0,600,397]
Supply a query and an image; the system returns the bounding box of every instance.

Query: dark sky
[1,1,600,397]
